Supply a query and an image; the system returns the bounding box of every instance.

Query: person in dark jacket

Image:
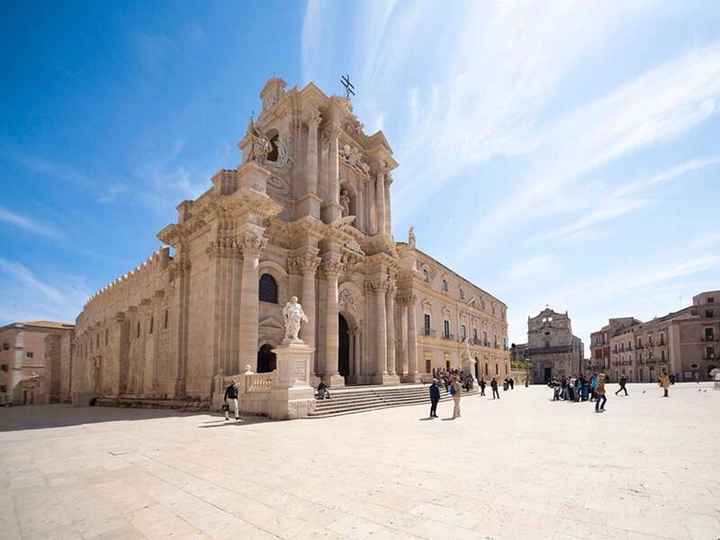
[224,381,239,421]
[491,377,500,399]
[479,378,486,396]
[615,375,628,396]
[429,379,441,418]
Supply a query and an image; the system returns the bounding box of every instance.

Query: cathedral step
[309,386,478,417]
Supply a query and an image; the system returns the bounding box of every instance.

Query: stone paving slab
[1,382,719,539]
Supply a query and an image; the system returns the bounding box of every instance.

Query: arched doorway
[257,344,276,373]
[339,314,350,378]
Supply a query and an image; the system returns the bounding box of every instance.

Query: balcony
[441,333,454,341]
[701,335,717,342]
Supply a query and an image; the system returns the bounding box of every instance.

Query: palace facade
[69,78,509,401]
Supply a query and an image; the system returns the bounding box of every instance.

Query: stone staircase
[308,383,478,418]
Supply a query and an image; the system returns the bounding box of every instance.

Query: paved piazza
[1,383,719,540]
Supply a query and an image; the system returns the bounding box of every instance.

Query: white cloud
[0,207,60,238]
[507,255,553,280]
[0,259,89,325]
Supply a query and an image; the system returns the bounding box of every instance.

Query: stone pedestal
[462,356,476,382]
[269,341,316,419]
[372,373,401,385]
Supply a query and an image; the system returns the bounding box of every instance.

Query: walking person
[615,375,628,396]
[451,377,462,418]
[224,380,239,421]
[659,371,670,397]
[491,377,500,399]
[595,374,607,413]
[479,378,486,396]
[429,378,440,418]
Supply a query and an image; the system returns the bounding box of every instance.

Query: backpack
[449,384,456,396]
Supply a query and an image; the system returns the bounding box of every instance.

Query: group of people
[432,368,474,392]
[428,376,464,419]
[549,370,673,414]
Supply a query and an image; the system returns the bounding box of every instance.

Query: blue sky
[2,1,719,349]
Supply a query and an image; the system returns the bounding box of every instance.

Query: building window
[706,310,714,318]
[661,350,665,361]
[0,385,6,392]
[105,329,109,346]
[444,352,450,370]
[442,279,448,292]
[423,268,430,282]
[495,363,499,375]
[707,347,714,359]
[443,320,450,338]
[709,297,715,303]
[424,314,431,335]
[424,352,432,373]
[461,325,466,340]
[659,334,664,346]
[473,328,478,341]
[459,288,464,300]
[137,322,141,338]
[164,309,169,329]
[149,316,154,335]
[545,340,550,349]
[96,334,100,348]
[26,352,33,358]
[484,362,488,375]
[1,342,8,351]
[259,274,278,304]
[483,331,488,345]
[706,328,715,340]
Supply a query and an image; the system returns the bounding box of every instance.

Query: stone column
[324,125,342,224]
[306,109,321,195]
[398,297,409,377]
[405,294,421,382]
[374,281,388,380]
[386,286,397,375]
[238,230,266,372]
[384,176,392,235]
[291,250,321,376]
[368,175,377,234]
[376,171,386,236]
[357,181,365,231]
[321,250,345,386]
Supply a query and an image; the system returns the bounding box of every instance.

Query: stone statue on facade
[282,296,309,343]
[340,189,351,217]
[243,118,272,164]
[408,226,416,248]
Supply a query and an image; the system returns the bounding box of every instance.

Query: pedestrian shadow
[418,417,434,421]
[441,417,457,421]
[197,415,271,428]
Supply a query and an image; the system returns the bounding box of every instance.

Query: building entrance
[339,314,350,378]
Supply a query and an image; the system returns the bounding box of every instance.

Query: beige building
[0,321,75,405]
[589,317,640,373]
[599,290,719,382]
[526,308,584,383]
[67,78,509,402]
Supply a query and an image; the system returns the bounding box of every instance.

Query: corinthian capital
[321,252,344,278]
[289,252,321,275]
[305,108,322,129]
[241,231,267,258]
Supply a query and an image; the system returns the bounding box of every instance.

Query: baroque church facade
[70,78,510,401]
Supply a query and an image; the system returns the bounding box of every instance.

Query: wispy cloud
[0,207,60,238]
[507,255,553,280]
[97,183,128,204]
[0,259,89,324]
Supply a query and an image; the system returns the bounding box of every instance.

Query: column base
[322,373,346,387]
[372,373,401,385]
[401,372,423,383]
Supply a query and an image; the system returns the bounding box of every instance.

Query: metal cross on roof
[340,74,355,100]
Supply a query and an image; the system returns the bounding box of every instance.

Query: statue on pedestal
[282,296,309,343]
[408,226,416,248]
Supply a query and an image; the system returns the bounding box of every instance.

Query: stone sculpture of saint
[340,189,351,217]
[282,296,309,343]
[408,225,416,248]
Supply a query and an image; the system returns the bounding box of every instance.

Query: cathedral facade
[71,78,510,401]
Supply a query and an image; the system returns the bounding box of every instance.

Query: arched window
[259,274,278,303]
[423,268,430,282]
[459,288,464,300]
[442,279,448,292]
